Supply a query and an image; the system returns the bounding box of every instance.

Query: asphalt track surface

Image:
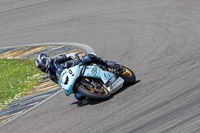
[1,0,200,133]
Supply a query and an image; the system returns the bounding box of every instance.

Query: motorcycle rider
[35,53,121,101]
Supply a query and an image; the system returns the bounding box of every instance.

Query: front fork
[75,78,105,94]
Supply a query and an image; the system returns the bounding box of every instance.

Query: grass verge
[0,58,42,110]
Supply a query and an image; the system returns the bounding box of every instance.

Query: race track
[1,0,200,133]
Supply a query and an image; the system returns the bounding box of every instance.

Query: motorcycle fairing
[59,64,115,96]
[60,65,81,95]
[83,65,114,84]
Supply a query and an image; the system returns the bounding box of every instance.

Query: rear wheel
[77,78,111,100]
[118,66,136,85]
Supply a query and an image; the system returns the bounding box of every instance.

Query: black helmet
[35,54,51,73]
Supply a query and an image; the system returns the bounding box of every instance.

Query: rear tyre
[118,66,136,85]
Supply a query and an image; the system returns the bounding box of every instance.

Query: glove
[63,60,73,68]
[73,58,81,66]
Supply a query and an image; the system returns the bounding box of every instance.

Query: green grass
[0,58,42,109]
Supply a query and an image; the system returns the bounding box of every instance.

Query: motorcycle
[56,61,136,100]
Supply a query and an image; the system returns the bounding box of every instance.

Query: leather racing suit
[49,53,116,101]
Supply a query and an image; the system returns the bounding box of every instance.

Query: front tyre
[118,66,136,85]
[77,78,111,100]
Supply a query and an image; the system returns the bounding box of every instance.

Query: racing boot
[112,63,123,72]
[86,54,114,67]
[95,56,123,72]
[105,60,123,72]
[82,54,122,71]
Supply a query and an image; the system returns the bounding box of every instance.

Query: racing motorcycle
[56,60,136,100]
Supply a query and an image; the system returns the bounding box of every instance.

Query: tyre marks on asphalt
[0,44,84,125]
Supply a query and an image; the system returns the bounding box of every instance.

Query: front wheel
[118,66,136,85]
[77,78,111,100]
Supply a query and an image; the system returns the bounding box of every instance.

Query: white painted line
[51,45,65,50]
[0,42,95,54]
[0,42,95,127]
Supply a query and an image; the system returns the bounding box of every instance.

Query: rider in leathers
[36,53,121,101]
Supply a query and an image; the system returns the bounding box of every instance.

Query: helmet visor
[37,64,46,73]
